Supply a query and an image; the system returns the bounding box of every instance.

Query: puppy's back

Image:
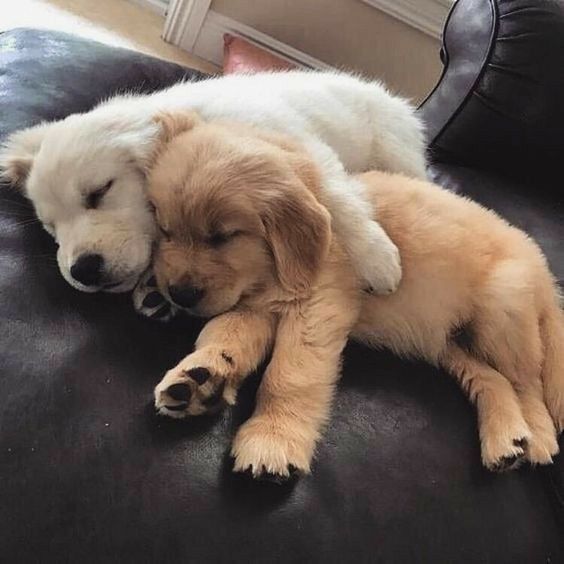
[358,170,545,276]
[351,171,558,359]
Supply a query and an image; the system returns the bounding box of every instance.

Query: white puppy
[0,71,426,299]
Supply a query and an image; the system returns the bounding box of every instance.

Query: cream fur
[0,70,426,295]
[149,116,563,478]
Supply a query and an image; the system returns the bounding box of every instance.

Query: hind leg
[475,325,558,464]
[440,344,531,471]
[515,380,559,464]
[472,277,560,465]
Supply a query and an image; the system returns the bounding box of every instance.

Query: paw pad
[133,270,177,323]
[165,402,188,411]
[142,291,165,309]
[202,380,226,407]
[157,366,229,418]
[150,305,173,320]
[166,383,192,402]
[186,367,211,385]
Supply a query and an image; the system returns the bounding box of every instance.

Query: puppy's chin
[177,296,242,319]
[182,303,235,319]
[102,277,139,293]
[59,267,142,294]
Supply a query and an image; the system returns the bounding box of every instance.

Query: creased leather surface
[0,27,563,563]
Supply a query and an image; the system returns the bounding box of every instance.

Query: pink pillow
[223,34,296,74]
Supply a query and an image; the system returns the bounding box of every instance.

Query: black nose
[70,253,104,287]
[168,284,205,308]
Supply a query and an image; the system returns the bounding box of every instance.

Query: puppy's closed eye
[85,179,114,210]
[158,224,171,240]
[206,230,242,248]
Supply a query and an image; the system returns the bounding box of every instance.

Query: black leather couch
[1,0,562,561]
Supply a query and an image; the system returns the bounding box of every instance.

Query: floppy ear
[261,178,332,295]
[134,110,202,171]
[0,122,52,189]
[153,110,201,144]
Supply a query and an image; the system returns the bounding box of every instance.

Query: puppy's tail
[540,299,564,433]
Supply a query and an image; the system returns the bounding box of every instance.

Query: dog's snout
[168,284,205,308]
[70,253,104,287]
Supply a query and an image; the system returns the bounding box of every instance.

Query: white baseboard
[362,0,452,39]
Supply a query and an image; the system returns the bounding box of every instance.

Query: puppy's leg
[515,380,559,465]
[470,262,560,464]
[473,314,558,465]
[231,291,359,481]
[439,344,531,472]
[133,269,177,322]
[489,326,558,466]
[484,328,559,464]
[155,311,276,418]
[540,309,564,433]
[306,139,401,294]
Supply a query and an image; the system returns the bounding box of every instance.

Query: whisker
[28,264,59,271]
[0,197,32,206]
[0,202,35,210]
[14,255,60,266]
[0,211,37,218]
[1,218,42,227]
[31,257,59,264]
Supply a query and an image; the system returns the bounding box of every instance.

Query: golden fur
[148,111,564,478]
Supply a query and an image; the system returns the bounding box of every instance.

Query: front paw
[231,416,313,482]
[154,352,237,418]
[133,270,178,321]
[353,222,402,295]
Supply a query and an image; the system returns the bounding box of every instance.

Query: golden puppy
[148,111,564,480]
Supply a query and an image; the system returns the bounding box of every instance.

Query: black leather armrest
[0,28,207,142]
[419,0,564,179]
